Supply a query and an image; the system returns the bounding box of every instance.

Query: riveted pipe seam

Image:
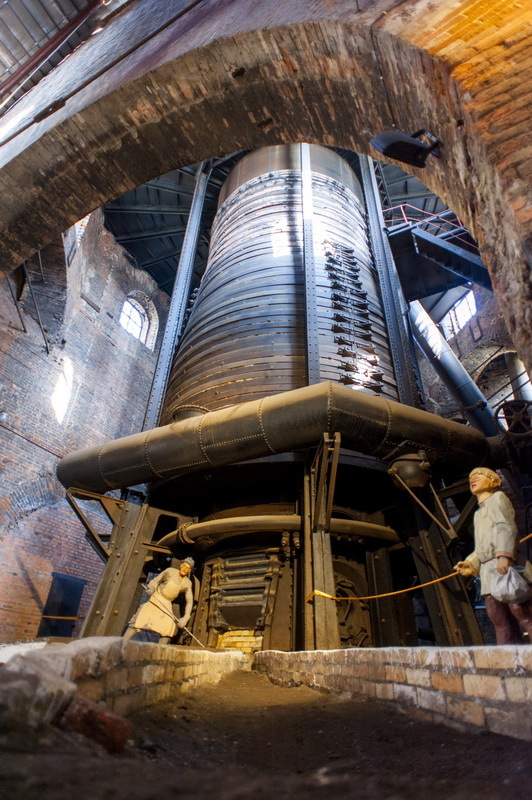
[57,382,494,494]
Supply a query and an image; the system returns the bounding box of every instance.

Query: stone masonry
[0,639,529,743]
[255,646,532,742]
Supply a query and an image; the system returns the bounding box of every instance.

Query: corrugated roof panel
[0,0,92,82]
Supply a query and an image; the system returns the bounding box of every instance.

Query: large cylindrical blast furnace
[59,145,491,651]
[162,145,397,416]
[158,145,399,651]
[144,146,481,651]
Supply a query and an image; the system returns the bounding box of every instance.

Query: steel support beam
[406,499,484,646]
[366,548,417,647]
[75,495,184,637]
[303,433,342,650]
[358,155,420,406]
[301,143,321,385]
[143,161,211,430]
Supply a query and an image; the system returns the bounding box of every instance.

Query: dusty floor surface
[0,669,530,800]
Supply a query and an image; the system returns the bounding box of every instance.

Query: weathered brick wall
[0,211,168,642]
[0,501,106,642]
[255,646,532,742]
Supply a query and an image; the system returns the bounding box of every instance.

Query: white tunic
[465,491,518,595]
[131,568,193,637]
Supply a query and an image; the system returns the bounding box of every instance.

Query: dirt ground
[0,669,530,800]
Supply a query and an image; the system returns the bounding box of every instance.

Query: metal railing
[383,203,480,255]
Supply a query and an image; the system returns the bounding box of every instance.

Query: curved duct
[408,300,498,437]
[57,381,493,493]
[158,515,399,546]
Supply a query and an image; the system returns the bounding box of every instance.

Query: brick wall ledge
[0,636,251,729]
[1,641,530,742]
[254,646,532,741]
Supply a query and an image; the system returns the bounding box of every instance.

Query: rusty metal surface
[155,514,399,546]
[79,500,189,638]
[307,433,342,650]
[404,501,484,647]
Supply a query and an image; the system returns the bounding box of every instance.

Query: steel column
[366,548,417,646]
[300,143,321,385]
[77,497,183,637]
[407,501,484,646]
[358,155,419,406]
[143,161,210,429]
[304,433,342,650]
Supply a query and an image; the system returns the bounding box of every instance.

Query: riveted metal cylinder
[161,145,398,422]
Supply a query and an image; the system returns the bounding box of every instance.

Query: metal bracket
[310,432,342,532]
[66,487,125,562]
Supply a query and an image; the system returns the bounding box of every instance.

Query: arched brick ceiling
[0,0,530,368]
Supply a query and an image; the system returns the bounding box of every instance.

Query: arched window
[119,293,158,350]
[440,291,476,340]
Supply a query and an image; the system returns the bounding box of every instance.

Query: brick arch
[0,477,65,534]
[0,0,530,366]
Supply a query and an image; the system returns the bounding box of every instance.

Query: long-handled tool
[141,584,206,648]
[181,625,207,649]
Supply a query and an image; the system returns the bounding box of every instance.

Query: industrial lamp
[370,129,441,168]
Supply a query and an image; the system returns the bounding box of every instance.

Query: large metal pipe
[505,353,532,402]
[408,300,499,437]
[159,514,399,545]
[57,381,493,493]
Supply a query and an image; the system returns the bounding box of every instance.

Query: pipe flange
[177,521,195,544]
[172,404,209,422]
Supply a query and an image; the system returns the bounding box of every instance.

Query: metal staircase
[383,204,492,301]
[410,227,491,290]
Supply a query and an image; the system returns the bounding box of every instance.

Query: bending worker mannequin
[454,468,532,644]
[124,557,195,643]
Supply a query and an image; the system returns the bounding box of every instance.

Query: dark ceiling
[102,148,448,295]
[102,153,246,295]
